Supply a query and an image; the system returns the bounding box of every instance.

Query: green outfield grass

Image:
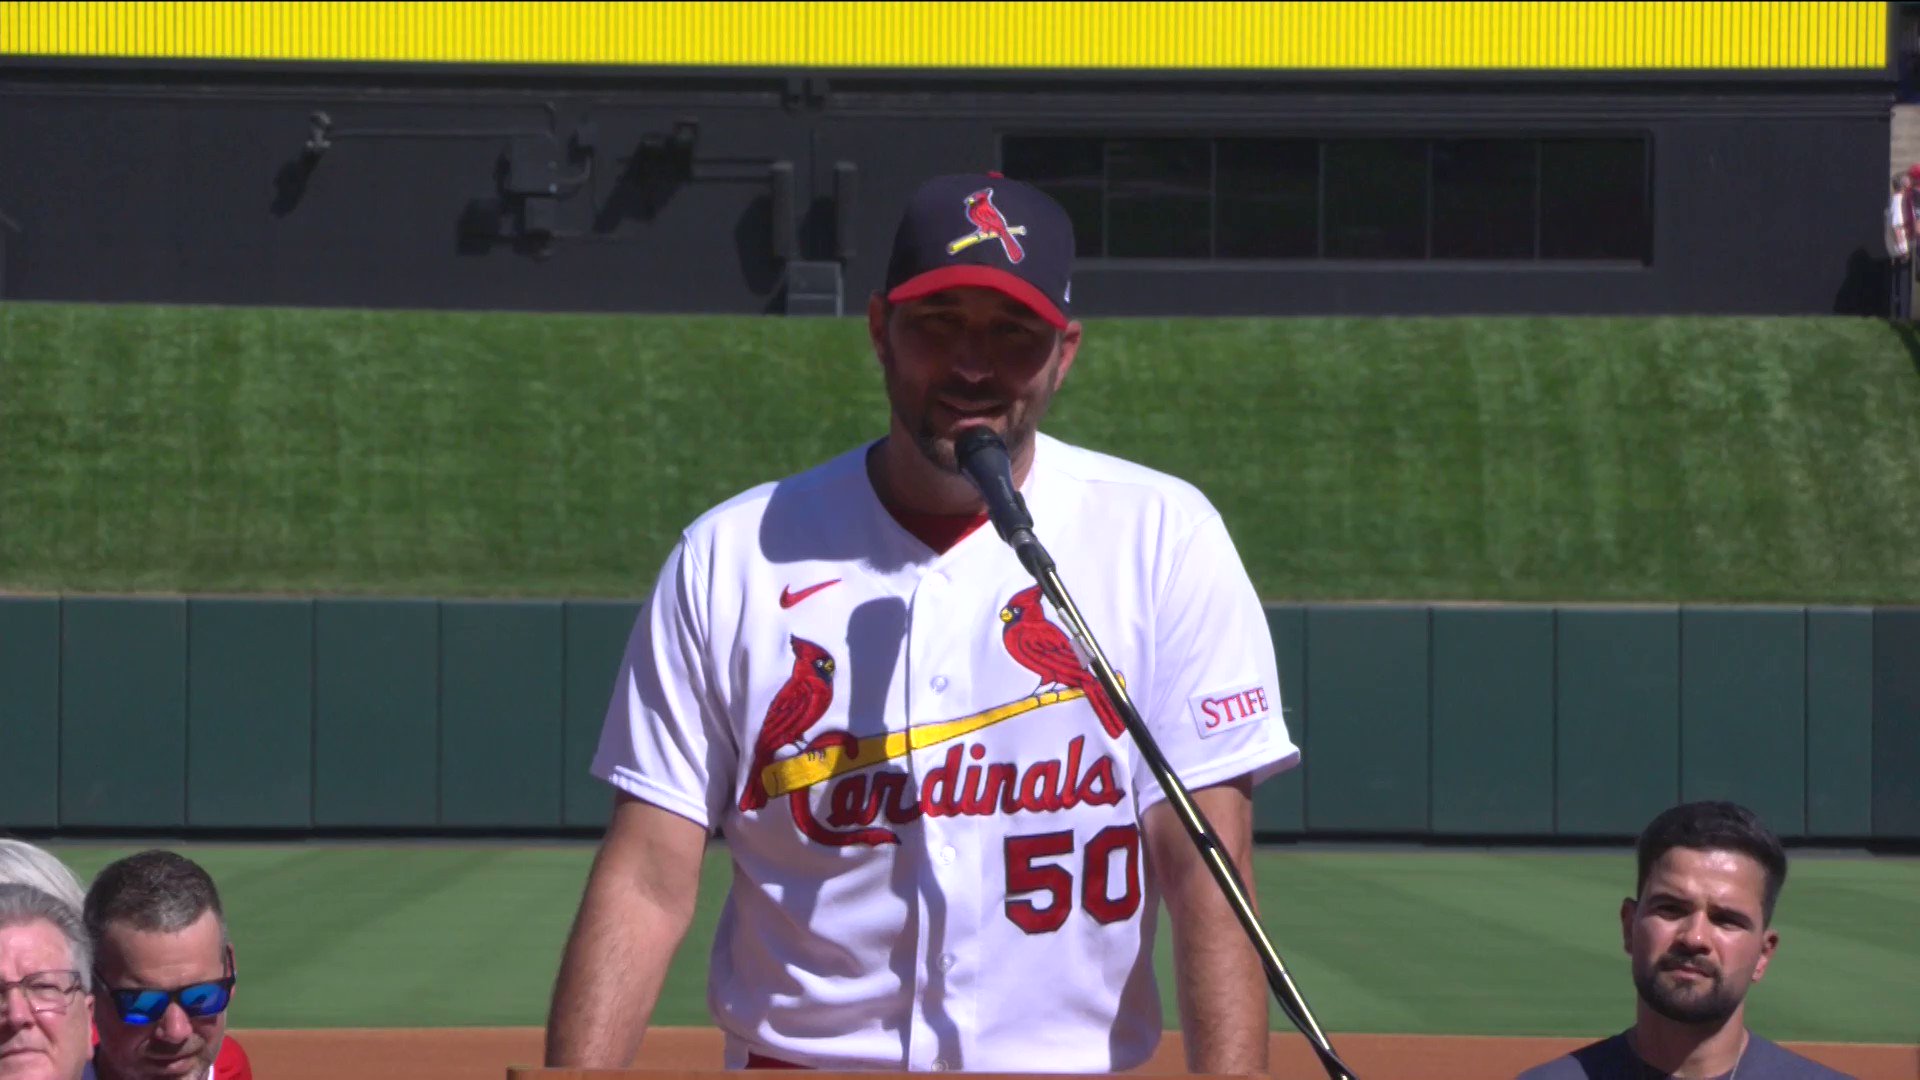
[42,844,1918,1042]
[6,305,1920,602]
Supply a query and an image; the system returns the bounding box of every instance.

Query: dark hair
[1635,801,1788,923]
[83,849,227,945]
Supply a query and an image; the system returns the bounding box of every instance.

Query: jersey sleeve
[1133,512,1299,811]
[589,536,739,828]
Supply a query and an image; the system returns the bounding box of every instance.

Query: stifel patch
[1189,683,1272,739]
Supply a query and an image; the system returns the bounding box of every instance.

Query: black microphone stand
[963,436,1357,1080]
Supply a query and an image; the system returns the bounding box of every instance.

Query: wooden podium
[228,1027,1917,1079]
[512,1074,1221,1080]
[501,1031,1919,1080]
[506,1029,1273,1078]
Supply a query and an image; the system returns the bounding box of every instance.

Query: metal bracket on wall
[771,161,857,315]
[769,161,794,261]
[833,161,858,262]
[781,76,829,113]
[0,208,18,299]
[785,260,845,316]
[280,107,594,257]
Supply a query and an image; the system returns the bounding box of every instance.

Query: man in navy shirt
[1517,802,1851,1079]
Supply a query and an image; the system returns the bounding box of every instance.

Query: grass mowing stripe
[1745,924,1913,1044]
[37,845,1917,1040]
[261,852,549,1026]
[1247,854,1627,1037]
[8,307,1920,601]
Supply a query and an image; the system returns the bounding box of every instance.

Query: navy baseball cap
[884,172,1075,329]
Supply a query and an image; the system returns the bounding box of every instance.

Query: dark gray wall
[0,67,1894,317]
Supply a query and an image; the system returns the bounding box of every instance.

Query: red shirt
[213,1036,253,1080]
[86,1033,251,1080]
[882,503,992,553]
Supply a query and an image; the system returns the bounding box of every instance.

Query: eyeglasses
[0,970,84,1014]
[95,949,235,1026]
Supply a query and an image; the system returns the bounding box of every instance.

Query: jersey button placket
[903,567,954,1071]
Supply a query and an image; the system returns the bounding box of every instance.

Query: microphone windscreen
[955,428,1008,476]
[954,428,1032,543]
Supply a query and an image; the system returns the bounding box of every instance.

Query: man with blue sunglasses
[82,854,251,1080]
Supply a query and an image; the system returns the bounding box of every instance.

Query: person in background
[1516,802,1852,1079]
[0,842,85,916]
[1887,172,1912,321]
[83,853,251,1080]
[0,883,95,1080]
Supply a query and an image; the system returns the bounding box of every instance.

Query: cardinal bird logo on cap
[947,188,1028,264]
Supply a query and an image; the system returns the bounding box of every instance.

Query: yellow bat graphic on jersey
[761,681,1120,800]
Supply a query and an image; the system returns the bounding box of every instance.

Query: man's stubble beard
[880,342,1048,477]
[1633,959,1743,1026]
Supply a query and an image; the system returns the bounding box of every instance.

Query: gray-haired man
[0,883,95,1080]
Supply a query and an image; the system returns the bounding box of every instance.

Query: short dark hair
[83,850,227,945]
[1635,801,1788,923]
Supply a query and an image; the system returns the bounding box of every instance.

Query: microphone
[955,428,1032,544]
[954,428,1053,576]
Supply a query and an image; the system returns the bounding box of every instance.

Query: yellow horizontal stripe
[761,685,1094,799]
[0,2,1889,71]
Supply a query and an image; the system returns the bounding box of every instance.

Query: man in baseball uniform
[546,173,1299,1074]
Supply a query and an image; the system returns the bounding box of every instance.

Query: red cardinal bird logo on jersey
[739,636,838,812]
[946,188,1028,263]
[999,585,1126,740]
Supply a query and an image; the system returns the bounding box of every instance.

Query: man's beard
[905,403,1025,473]
[876,337,1055,476]
[1634,954,1742,1025]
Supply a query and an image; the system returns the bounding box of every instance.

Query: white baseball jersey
[592,432,1297,1073]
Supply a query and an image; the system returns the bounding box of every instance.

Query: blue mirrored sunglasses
[104,977,234,1025]
[96,950,235,1026]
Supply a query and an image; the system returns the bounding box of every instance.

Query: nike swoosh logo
[779,579,842,609]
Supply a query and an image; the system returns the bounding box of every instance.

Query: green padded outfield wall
[1304,606,1429,833]
[1805,609,1873,837]
[438,601,564,828]
[187,599,313,828]
[60,598,188,827]
[313,599,440,828]
[3,597,1911,839]
[1871,609,1920,839]
[0,597,59,828]
[1555,608,1681,837]
[1680,608,1806,838]
[1430,608,1556,835]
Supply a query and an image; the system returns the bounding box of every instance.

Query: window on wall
[1324,139,1428,259]
[1107,139,1211,258]
[1432,139,1537,259]
[1217,139,1317,258]
[1002,134,1651,263]
[1539,138,1651,260]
